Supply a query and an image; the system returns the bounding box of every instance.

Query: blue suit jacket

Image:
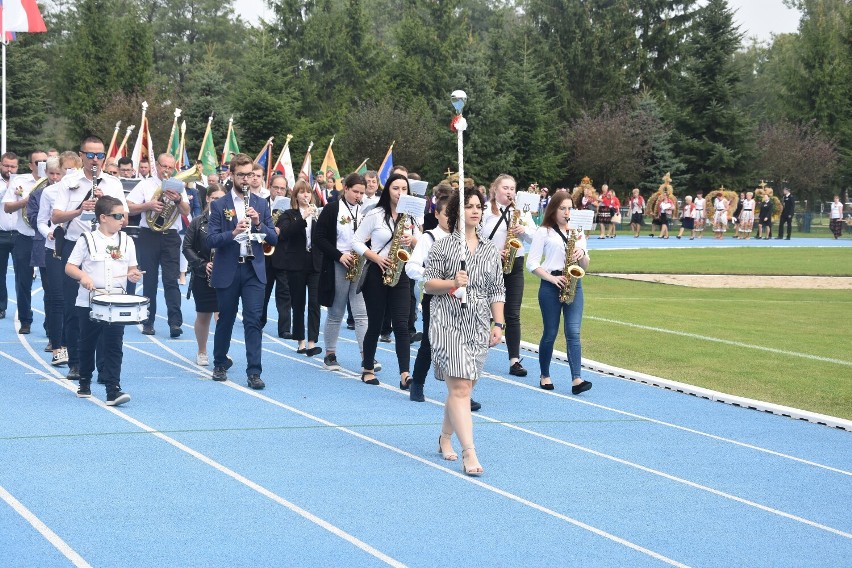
[206,192,278,287]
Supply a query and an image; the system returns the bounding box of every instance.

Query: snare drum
[90,293,149,325]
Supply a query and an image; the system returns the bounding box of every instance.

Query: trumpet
[263,209,281,256]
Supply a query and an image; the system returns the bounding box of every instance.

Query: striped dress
[425,233,506,382]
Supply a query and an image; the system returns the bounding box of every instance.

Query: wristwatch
[493,322,506,329]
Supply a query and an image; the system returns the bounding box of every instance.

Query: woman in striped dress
[425,187,505,477]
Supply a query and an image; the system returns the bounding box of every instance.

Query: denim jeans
[324,262,367,353]
[538,278,584,379]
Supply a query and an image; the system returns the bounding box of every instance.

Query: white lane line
[0,484,92,568]
[8,334,406,568]
[516,310,852,367]
[129,336,688,567]
[342,330,852,477]
[137,329,852,542]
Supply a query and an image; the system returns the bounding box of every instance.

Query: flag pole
[116,125,135,158]
[166,108,181,158]
[450,90,468,309]
[177,120,187,169]
[106,121,121,160]
[2,22,7,155]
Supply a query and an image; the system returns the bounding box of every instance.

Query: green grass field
[518,247,852,419]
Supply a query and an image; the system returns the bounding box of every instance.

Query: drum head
[91,294,149,307]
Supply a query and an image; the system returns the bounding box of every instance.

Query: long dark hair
[446,187,485,233]
[541,191,571,230]
[376,173,409,217]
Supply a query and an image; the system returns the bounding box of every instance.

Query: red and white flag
[1,0,47,40]
[273,134,296,190]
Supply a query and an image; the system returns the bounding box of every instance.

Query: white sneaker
[51,347,69,367]
[196,352,209,366]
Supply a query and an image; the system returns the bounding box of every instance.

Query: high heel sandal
[399,373,412,391]
[437,433,457,461]
[461,447,483,477]
[361,371,379,385]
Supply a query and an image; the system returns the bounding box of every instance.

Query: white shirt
[336,199,362,254]
[353,207,420,256]
[714,197,727,211]
[694,197,706,212]
[299,206,316,251]
[361,194,380,214]
[0,174,22,231]
[38,184,60,250]
[527,226,588,273]
[53,171,128,242]
[127,177,189,231]
[68,230,137,307]
[830,202,843,219]
[482,201,535,255]
[0,174,37,236]
[405,226,449,281]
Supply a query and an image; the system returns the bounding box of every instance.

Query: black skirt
[191,272,219,313]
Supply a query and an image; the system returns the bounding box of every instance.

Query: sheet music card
[397,195,428,219]
[514,191,540,212]
[568,209,594,231]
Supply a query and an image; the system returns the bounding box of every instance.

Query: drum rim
[90,294,150,307]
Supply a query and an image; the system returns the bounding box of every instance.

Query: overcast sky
[232,0,801,43]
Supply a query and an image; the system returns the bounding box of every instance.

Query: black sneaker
[409,331,423,344]
[278,331,293,339]
[0,309,5,319]
[170,326,183,338]
[470,399,482,412]
[211,367,228,381]
[409,381,425,402]
[141,326,155,335]
[76,381,91,398]
[66,366,80,381]
[18,323,31,334]
[509,360,528,377]
[247,375,265,390]
[323,354,341,371]
[379,334,391,343]
[106,391,131,406]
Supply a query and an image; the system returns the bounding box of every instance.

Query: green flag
[221,116,240,165]
[198,118,218,176]
[354,158,368,175]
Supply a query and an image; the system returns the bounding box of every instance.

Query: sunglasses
[103,213,124,220]
[82,152,107,160]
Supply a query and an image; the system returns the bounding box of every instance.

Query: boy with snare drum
[65,196,142,406]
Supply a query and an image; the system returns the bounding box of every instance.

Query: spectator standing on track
[757,193,773,239]
[829,195,843,239]
[628,188,645,238]
[677,196,695,239]
[777,188,794,240]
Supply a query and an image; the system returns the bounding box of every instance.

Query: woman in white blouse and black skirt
[352,173,420,387]
[526,191,592,394]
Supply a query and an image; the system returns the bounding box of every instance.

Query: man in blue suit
[206,153,278,389]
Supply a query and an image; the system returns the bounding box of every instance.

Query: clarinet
[90,165,102,231]
[239,184,254,263]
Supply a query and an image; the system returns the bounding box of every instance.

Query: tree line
[9,0,851,205]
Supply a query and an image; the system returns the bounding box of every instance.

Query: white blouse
[482,201,535,254]
[526,226,588,273]
[405,226,449,282]
[352,207,420,256]
[830,202,843,219]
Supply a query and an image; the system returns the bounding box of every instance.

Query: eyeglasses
[103,213,124,220]
[234,172,253,178]
[82,152,106,160]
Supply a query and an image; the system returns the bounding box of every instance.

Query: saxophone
[263,209,281,256]
[559,229,586,304]
[502,202,522,274]
[345,252,365,282]
[382,213,410,286]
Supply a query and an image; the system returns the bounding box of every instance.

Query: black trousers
[44,251,66,348]
[137,228,182,328]
[0,229,14,312]
[361,262,410,372]
[76,307,125,393]
[503,255,525,360]
[778,215,792,239]
[412,294,433,385]
[408,279,418,334]
[287,263,319,342]
[11,233,34,324]
[61,239,82,367]
[264,263,292,335]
